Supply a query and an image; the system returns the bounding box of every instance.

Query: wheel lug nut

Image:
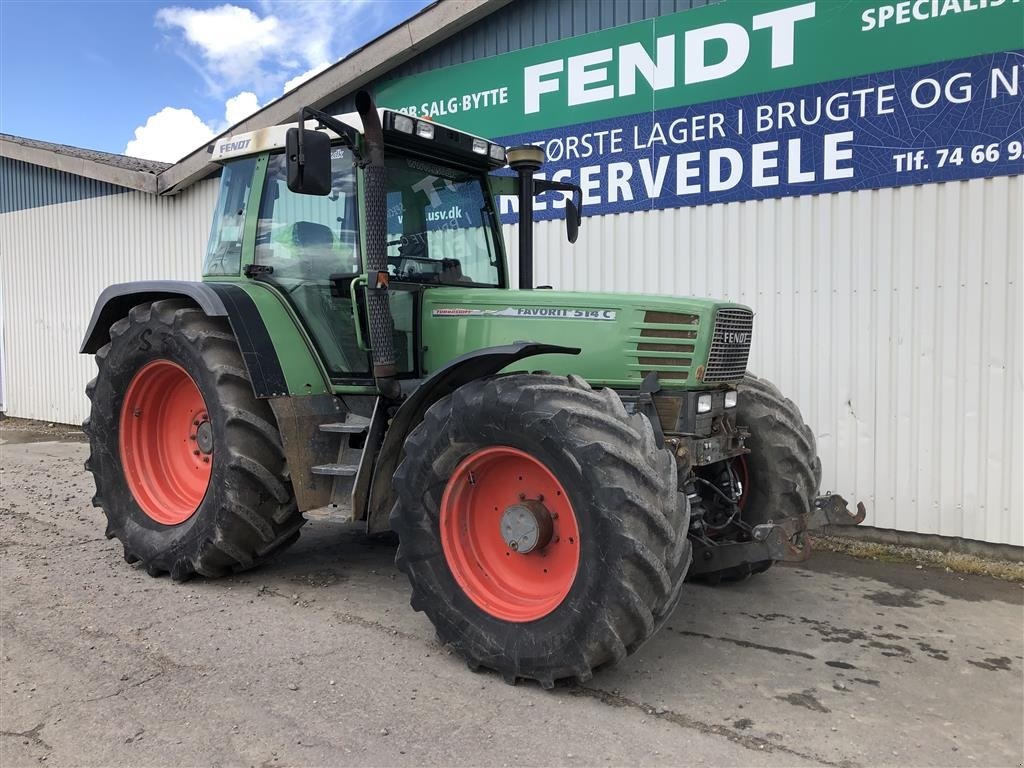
[193,450,200,456]
[518,493,526,501]
[190,434,197,441]
[202,457,210,463]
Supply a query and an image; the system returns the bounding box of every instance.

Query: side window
[384,155,501,287]
[203,157,256,276]
[256,149,360,278]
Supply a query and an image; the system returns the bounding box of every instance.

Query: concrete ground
[2,430,1022,768]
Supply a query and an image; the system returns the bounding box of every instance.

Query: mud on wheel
[691,372,822,584]
[83,299,303,580]
[389,374,691,687]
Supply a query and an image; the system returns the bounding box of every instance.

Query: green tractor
[81,91,864,687]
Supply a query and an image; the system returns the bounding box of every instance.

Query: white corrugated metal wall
[503,175,1023,546]
[0,178,219,425]
[1,173,1020,545]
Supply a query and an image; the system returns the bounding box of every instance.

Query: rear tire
[390,374,691,687]
[83,299,303,580]
[692,372,821,584]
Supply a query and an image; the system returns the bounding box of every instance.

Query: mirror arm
[295,106,361,158]
[532,178,583,222]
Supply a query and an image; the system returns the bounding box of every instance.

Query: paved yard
[2,433,1022,767]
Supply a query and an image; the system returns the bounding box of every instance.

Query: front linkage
[689,493,867,576]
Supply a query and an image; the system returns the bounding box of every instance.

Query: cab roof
[209,108,499,164]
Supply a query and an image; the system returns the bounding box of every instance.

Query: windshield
[384,154,502,287]
[203,157,256,276]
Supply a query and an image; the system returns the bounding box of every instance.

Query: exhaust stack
[355,90,401,400]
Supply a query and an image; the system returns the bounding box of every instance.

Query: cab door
[252,147,371,381]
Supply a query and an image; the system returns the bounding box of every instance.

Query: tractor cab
[202,105,535,384]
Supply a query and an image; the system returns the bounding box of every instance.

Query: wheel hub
[194,418,214,454]
[500,499,553,554]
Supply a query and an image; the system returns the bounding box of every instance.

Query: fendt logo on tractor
[79,91,865,687]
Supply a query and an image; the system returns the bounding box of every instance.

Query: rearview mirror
[565,200,580,244]
[286,126,331,196]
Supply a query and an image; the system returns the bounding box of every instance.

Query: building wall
[499,175,1023,546]
[0,165,218,424]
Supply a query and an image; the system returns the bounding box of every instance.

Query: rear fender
[80,280,329,398]
[365,342,580,533]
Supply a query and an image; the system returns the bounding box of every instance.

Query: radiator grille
[632,310,701,381]
[704,309,753,382]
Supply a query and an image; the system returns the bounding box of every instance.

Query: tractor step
[311,462,360,477]
[302,506,356,524]
[319,415,370,434]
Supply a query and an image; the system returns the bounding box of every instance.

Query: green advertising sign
[375,0,1023,137]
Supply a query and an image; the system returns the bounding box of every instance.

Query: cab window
[203,157,256,276]
[256,149,360,276]
[384,154,502,287]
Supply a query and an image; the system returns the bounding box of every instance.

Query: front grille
[633,310,701,381]
[704,308,753,382]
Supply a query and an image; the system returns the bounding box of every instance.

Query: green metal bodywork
[422,288,746,389]
[202,144,750,395]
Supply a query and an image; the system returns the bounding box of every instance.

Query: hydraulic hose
[355,90,401,400]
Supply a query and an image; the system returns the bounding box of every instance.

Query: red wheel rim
[440,446,580,622]
[119,360,213,525]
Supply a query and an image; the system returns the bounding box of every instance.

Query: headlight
[415,120,435,139]
[697,394,712,414]
[393,114,414,134]
[489,144,506,162]
[472,138,488,155]
[724,390,738,408]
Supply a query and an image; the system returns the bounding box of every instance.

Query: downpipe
[355,90,401,400]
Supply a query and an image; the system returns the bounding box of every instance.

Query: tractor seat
[292,221,334,249]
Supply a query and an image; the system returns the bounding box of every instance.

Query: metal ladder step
[311,462,360,477]
[318,415,370,434]
[303,506,356,524]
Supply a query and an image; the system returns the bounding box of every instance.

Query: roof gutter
[156,0,514,196]
[0,137,161,194]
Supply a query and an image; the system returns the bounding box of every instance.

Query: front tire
[83,299,304,580]
[389,374,691,687]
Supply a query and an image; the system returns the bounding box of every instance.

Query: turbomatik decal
[433,307,616,320]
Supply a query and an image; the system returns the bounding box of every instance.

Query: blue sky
[0,0,432,162]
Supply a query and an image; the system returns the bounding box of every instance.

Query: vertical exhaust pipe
[355,91,401,400]
[506,145,545,290]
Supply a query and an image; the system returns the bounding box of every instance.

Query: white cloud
[157,4,283,91]
[157,1,370,98]
[282,62,330,94]
[125,90,262,161]
[128,0,406,162]
[224,91,260,126]
[124,107,216,162]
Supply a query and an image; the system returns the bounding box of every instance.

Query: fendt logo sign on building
[377,0,1024,220]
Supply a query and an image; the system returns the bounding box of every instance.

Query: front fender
[80,280,329,398]
[364,341,580,533]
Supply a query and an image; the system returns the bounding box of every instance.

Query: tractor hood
[421,287,753,390]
